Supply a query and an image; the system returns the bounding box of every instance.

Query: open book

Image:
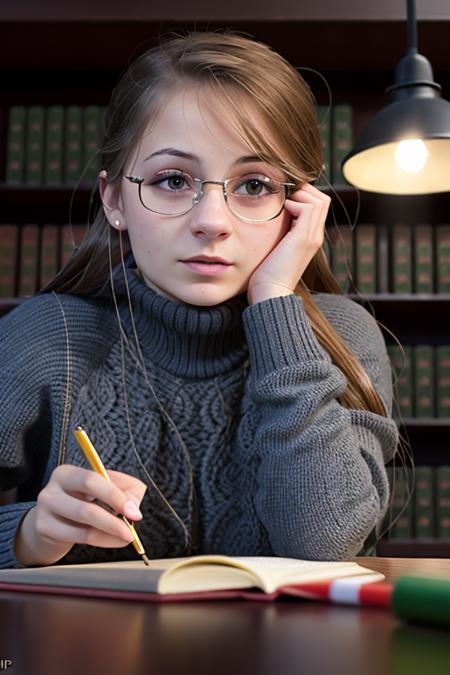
[0,555,385,602]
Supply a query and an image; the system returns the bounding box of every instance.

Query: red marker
[284,575,393,607]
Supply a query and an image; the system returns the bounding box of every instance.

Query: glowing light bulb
[395,139,428,173]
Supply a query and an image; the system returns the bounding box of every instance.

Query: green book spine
[414,345,435,418]
[18,224,39,296]
[436,466,450,539]
[316,105,331,187]
[329,224,353,292]
[414,466,435,539]
[436,346,450,418]
[389,466,413,539]
[414,223,434,294]
[82,105,102,185]
[64,105,83,185]
[391,224,412,294]
[355,224,376,294]
[377,223,390,293]
[0,225,19,297]
[6,106,26,184]
[39,224,59,289]
[387,344,414,419]
[44,105,64,185]
[436,224,450,294]
[331,104,352,186]
[25,106,45,185]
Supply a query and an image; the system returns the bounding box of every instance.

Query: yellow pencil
[73,425,150,566]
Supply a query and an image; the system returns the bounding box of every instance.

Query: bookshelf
[1,4,450,556]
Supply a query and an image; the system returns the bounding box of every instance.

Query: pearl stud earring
[114,219,120,227]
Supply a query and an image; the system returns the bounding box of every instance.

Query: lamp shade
[342,96,450,194]
[342,31,450,195]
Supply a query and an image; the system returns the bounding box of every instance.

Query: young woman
[0,32,398,568]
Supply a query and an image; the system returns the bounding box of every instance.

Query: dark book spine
[18,224,39,297]
[331,104,352,186]
[64,105,83,185]
[25,106,45,185]
[6,106,26,184]
[377,223,390,293]
[392,223,412,294]
[414,223,434,294]
[355,224,376,294]
[436,466,450,539]
[0,225,19,297]
[414,345,435,418]
[387,344,414,419]
[414,466,435,539]
[39,224,59,288]
[44,105,64,185]
[436,346,450,419]
[436,224,450,294]
[82,105,103,186]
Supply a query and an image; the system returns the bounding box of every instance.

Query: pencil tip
[142,554,151,566]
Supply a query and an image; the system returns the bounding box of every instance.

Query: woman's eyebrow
[235,155,264,164]
[144,148,198,162]
[143,148,265,165]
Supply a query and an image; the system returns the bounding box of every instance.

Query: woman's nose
[189,184,234,237]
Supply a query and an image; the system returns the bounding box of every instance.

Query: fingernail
[124,500,142,519]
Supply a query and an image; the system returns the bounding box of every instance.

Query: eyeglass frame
[123,174,296,223]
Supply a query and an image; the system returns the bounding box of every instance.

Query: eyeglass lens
[138,173,287,221]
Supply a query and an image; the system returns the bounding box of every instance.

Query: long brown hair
[45,31,388,417]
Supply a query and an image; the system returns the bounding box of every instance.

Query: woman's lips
[182,261,232,276]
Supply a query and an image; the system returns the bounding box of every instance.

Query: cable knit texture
[0,268,399,568]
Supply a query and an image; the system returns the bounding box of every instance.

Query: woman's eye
[150,172,192,191]
[245,179,265,195]
[233,176,274,197]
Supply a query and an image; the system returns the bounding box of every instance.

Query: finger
[284,189,329,238]
[106,470,147,504]
[38,486,135,543]
[35,510,134,548]
[53,465,142,521]
[285,189,330,219]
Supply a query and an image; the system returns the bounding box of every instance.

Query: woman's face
[102,89,291,306]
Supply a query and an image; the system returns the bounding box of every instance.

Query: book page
[196,557,382,594]
[157,556,382,594]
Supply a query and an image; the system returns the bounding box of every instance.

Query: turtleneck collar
[112,267,249,379]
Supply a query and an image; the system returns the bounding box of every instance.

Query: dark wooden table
[1,557,450,675]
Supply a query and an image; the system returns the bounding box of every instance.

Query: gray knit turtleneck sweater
[0,269,398,568]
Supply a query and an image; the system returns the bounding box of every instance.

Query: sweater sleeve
[0,293,117,568]
[241,293,399,561]
[0,294,73,567]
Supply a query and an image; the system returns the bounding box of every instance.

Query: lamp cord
[407,0,417,54]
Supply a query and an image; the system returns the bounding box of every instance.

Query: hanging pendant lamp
[342,0,450,195]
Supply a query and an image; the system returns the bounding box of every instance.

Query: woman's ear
[99,169,128,231]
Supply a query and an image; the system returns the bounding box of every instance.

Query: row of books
[2,222,450,299]
[0,224,87,297]
[316,104,353,186]
[324,223,450,294]
[388,344,450,420]
[5,105,106,186]
[3,103,352,188]
[384,466,450,540]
